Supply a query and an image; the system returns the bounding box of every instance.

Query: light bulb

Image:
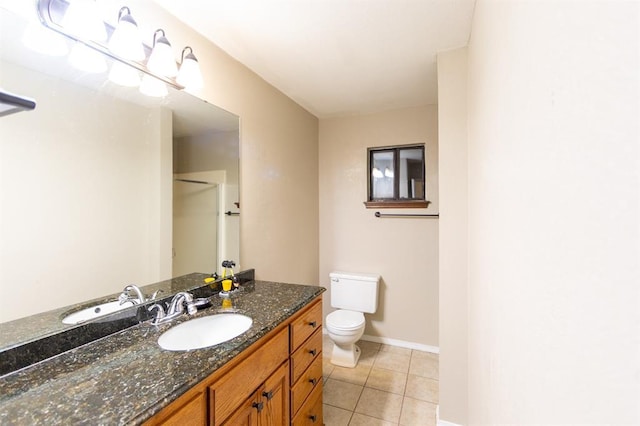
[147,29,177,77]
[177,47,203,90]
[62,0,107,41]
[384,167,394,178]
[372,167,384,178]
[108,7,145,61]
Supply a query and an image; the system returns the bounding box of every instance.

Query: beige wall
[319,106,439,347]
[461,0,639,423]
[437,47,468,425]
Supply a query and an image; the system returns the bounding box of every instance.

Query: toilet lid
[326,310,365,330]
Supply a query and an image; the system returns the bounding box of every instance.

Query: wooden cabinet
[289,300,323,425]
[144,296,322,426]
[210,328,288,425]
[221,362,288,426]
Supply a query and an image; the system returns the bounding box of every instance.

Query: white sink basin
[158,314,253,351]
[62,300,135,325]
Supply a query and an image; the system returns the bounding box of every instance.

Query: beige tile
[404,375,438,403]
[354,387,403,423]
[399,397,437,426]
[323,404,353,426]
[380,344,412,356]
[358,346,378,366]
[366,367,407,395]
[411,349,439,361]
[409,356,439,380]
[323,378,364,411]
[357,340,382,352]
[323,358,335,380]
[330,363,372,386]
[374,351,411,374]
[349,413,396,426]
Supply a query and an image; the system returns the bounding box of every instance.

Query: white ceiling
[153,0,476,118]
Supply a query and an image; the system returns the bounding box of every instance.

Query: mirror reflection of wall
[173,127,240,276]
[0,6,239,327]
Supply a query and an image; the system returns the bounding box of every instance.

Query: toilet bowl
[325,271,379,368]
[326,309,365,367]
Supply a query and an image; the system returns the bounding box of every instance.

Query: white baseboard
[438,420,462,426]
[322,328,439,354]
[361,334,439,354]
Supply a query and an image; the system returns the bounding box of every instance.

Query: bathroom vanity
[0,274,325,425]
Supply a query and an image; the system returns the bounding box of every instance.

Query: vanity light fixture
[107,7,144,61]
[35,0,205,94]
[147,29,178,77]
[177,46,204,90]
[372,167,384,179]
[384,167,394,178]
[61,0,107,42]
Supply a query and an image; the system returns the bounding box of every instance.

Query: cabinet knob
[262,390,273,400]
[309,377,317,386]
[309,414,317,422]
[252,401,264,412]
[308,321,317,328]
[308,348,317,356]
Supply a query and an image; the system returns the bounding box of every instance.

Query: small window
[364,144,429,208]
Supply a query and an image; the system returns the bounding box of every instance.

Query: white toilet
[325,271,380,368]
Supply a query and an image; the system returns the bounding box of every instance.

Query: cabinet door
[259,362,289,426]
[222,395,259,426]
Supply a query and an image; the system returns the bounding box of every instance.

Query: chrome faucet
[168,292,197,316]
[118,284,146,305]
[148,292,197,325]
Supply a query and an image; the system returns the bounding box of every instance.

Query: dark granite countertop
[0,278,324,425]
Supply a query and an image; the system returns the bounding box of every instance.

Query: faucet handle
[148,303,166,324]
[186,301,197,315]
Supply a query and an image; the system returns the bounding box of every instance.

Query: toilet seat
[326,310,365,332]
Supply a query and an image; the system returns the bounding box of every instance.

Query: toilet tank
[330,271,380,313]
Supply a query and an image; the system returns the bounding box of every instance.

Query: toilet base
[331,343,361,368]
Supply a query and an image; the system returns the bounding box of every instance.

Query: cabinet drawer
[291,381,323,426]
[290,328,322,385]
[290,300,322,351]
[290,355,323,417]
[210,327,288,425]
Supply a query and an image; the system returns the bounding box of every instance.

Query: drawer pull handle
[262,390,273,400]
[308,348,317,356]
[252,402,264,412]
[309,414,317,422]
[309,377,317,386]
[308,321,317,328]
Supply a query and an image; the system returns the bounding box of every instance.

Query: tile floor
[322,335,439,426]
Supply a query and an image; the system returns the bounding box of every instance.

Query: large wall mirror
[0,5,240,340]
